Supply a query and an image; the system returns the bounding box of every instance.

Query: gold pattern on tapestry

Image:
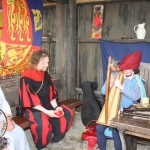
[7,0,31,42]
[31,9,42,31]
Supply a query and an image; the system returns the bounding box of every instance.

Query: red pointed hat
[119,50,142,70]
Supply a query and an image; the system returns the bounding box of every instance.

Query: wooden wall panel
[102,1,150,39]
[102,4,108,38]
[139,63,150,99]
[42,6,66,99]
[104,3,119,39]
[78,43,103,89]
[42,7,57,76]
[84,5,93,37]
[78,5,85,38]
[49,42,56,70]
[134,1,150,39]
[78,44,88,83]
[93,43,103,87]
[77,1,150,93]
[102,2,135,39]
[119,3,135,38]
[78,4,93,38]
[43,6,56,37]
[56,3,67,100]
[42,1,76,101]
[77,4,104,90]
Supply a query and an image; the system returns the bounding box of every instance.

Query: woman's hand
[33,105,64,118]
[46,110,62,118]
[114,79,123,90]
[55,106,64,116]
[110,74,115,88]
[55,106,63,111]
[6,115,15,131]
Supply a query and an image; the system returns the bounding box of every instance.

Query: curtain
[100,39,150,82]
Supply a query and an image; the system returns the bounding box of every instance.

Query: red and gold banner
[0,0,43,76]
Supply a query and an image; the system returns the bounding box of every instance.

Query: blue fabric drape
[100,39,150,82]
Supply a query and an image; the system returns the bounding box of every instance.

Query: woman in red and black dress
[19,50,73,150]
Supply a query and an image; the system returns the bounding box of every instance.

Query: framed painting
[91,5,104,38]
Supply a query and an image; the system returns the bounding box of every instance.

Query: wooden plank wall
[77,4,103,89]
[139,63,150,99]
[66,0,76,99]
[42,1,76,101]
[42,6,63,97]
[1,1,150,106]
[77,1,150,91]
[56,3,67,100]
[102,1,150,39]
[42,6,56,72]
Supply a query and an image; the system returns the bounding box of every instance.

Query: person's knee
[96,124,105,134]
[62,107,73,120]
[112,128,118,134]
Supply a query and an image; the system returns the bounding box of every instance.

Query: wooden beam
[76,0,105,3]
[43,0,68,7]
[43,2,56,6]
[56,2,67,100]
[43,0,148,6]
[76,0,150,4]
[66,0,76,99]
[46,0,68,3]
[125,131,150,140]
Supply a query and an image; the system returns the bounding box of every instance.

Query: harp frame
[97,56,123,126]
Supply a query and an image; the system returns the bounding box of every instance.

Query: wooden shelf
[42,37,150,43]
[43,2,56,7]
[42,37,56,42]
[77,38,100,43]
[42,0,150,6]
[76,0,146,4]
[76,38,150,43]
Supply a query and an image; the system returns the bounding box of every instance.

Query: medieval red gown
[19,69,73,149]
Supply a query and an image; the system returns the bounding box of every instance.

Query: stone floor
[11,107,150,150]
[23,112,150,150]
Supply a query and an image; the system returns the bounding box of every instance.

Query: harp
[97,56,123,126]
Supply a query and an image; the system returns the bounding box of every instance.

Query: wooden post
[56,2,67,100]
[56,0,76,101]
[66,0,76,99]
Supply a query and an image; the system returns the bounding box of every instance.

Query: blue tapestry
[100,39,150,82]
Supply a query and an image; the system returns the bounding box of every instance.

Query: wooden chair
[139,62,150,98]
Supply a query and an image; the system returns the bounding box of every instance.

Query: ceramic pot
[134,22,146,39]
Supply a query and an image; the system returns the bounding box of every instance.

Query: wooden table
[109,115,150,150]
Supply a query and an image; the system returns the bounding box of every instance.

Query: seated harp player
[96,51,146,150]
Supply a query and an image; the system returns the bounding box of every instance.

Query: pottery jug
[134,22,146,39]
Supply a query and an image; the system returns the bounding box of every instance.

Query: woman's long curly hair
[27,50,50,69]
[0,137,8,150]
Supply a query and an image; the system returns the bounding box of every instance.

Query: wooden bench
[13,116,30,129]
[13,99,83,129]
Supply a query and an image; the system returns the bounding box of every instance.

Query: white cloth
[0,87,30,150]
[4,124,30,150]
[0,87,11,115]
